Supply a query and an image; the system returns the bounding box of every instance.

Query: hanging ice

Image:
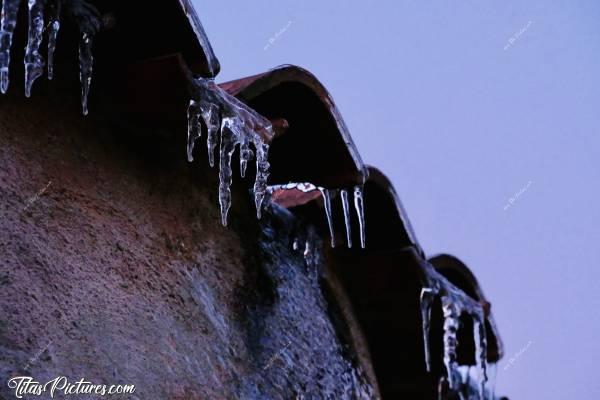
[441,297,460,391]
[303,241,312,263]
[24,0,46,97]
[0,0,100,110]
[456,361,494,400]
[187,77,274,226]
[340,189,352,248]
[419,261,490,399]
[46,0,61,80]
[484,363,497,399]
[78,32,93,115]
[253,141,270,219]
[265,183,367,250]
[420,287,435,372]
[319,188,336,248]
[187,99,220,166]
[266,183,336,247]
[187,100,202,160]
[218,116,237,226]
[0,0,21,93]
[302,231,319,272]
[473,312,488,398]
[353,185,365,248]
[456,365,481,400]
[290,224,322,276]
[205,103,219,167]
[70,0,102,114]
[239,134,252,178]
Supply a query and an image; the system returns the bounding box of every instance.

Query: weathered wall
[0,89,378,399]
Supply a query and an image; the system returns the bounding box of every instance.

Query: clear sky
[193,1,600,398]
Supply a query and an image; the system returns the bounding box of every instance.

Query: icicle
[319,188,336,248]
[78,32,93,115]
[340,189,352,248]
[0,0,21,93]
[204,103,219,167]
[291,224,321,271]
[456,365,481,400]
[419,260,490,399]
[188,100,220,164]
[262,184,365,250]
[0,0,98,106]
[302,226,323,280]
[441,297,460,392]
[189,78,273,225]
[239,135,252,178]
[303,241,312,264]
[46,0,61,80]
[485,363,497,400]
[24,0,46,97]
[187,100,202,162]
[437,377,448,400]
[253,141,270,219]
[473,312,488,398]
[420,287,436,372]
[353,185,365,248]
[457,365,471,389]
[218,119,236,226]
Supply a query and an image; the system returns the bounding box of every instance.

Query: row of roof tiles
[57,1,506,397]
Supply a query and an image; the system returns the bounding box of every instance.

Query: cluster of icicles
[187,78,273,226]
[267,182,366,249]
[420,262,493,400]
[186,80,367,240]
[0,0,95,114]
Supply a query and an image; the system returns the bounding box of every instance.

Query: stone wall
[0,89,379,399]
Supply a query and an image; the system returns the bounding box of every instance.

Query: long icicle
[420,287,436,372]
[485,363,497,400]
[189,78,274,225]
[473,312,488,399]
[419,260,490,391]
[441,297,461,393]
[353,185,366,248]
[319,188,336,248]
[78,32,93,115]
[0,0,22,94]
[187,100,202,162]
[252,141,269,219]
[239,135,252,178]
[187,100,220,165]
[218,120,236,226]
[340,189,352,248]
[46,0,61,80]
[24,0,47,97]
[204,103,219,167]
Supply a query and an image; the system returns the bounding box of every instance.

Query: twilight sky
[193,1,600,398]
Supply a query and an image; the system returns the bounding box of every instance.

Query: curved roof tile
[429,254,504,362]
[364,167,423,255]
[220,65,367,188]
[92,0,220,77]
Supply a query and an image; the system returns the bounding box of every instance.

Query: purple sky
[194,1,600,398]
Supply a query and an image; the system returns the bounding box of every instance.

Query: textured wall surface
[0,90,378,399]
